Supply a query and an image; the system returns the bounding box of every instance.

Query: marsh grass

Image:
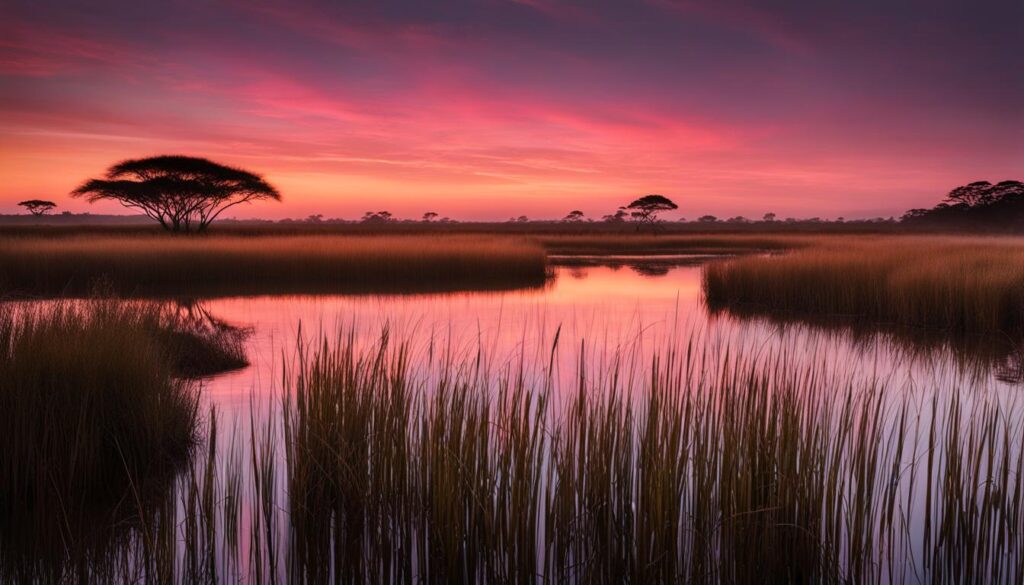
[703,236,1024,335]
[0,301,200,582]
[0,234,549,297]
[238,328,1024,583]
[4,310,1024,582]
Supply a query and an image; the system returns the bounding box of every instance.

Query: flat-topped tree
[71,155,280,232]
[18,200,57,216]
[626,194,677,228]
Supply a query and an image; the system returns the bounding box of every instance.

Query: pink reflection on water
[200,263,1022,416]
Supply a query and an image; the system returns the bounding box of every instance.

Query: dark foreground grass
[0,302,200,582]
[704,235,1024,335]
[267,332,1024,584]
[0,234,549,297]
[4,320,1023,583]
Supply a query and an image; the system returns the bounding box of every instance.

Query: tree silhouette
[902,180,1024,229]
[946,181,996,207]
[18,200,56,216]
[763,212,776,222]
[422,211,438,222]
[625,194,677,227]
[71,155,279,232]
[562,210,585,223]
[603,208,628,223]
[362,211,393,223]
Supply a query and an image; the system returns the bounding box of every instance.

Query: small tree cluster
[362,211,394,223]
[902,180,1024,229]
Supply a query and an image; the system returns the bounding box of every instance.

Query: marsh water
[204,259,1023,406]
[8,257,1024,582]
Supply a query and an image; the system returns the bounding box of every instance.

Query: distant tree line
[23,155,984,231]
[902,180,1024,230]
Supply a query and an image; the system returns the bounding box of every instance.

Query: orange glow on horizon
[1,1,1020,221]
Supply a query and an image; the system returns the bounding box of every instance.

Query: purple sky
[1,0,1021,220]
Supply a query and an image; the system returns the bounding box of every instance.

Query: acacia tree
[625,194,678,227]
[562,210,585,223]
[18,200,57,216]
[422,211,439,222]
[71,155,280,232]
[362,211,393,223]
[603,208,629,223]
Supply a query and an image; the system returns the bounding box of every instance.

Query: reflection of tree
[567,267,589,280]
[156,299,250,377]
[628,263,671,277]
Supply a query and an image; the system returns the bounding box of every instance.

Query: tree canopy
[562,210,585,223]
[902,180,1024,230]
[18,200,57,216]
[71,155,280,232]
[625,194,678,225]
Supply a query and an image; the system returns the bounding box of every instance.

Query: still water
[203,260,1021,408]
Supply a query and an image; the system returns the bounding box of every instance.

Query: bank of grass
[0,302,201,579]
[0,234,549,297]
[704,235,1024,335]
[536,233,815,255]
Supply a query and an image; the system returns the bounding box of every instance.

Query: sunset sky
[1,0,1021,220]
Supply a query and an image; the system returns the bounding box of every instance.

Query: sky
[1,0,1021,221]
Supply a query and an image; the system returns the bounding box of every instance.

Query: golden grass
[704,235,1024,334]
[0,234,549,297]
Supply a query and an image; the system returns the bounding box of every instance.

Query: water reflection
[202,261,1024,405]
[707,301,1024,386]
[550,253,720,279]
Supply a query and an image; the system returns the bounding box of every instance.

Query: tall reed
[262,327,1024,583]
[5,315,1024,582]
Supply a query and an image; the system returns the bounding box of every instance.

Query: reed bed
[0,234,549,297]
[4,317,1024,583]
[704,236,1024,335]
[0,302,201,582]
[254,330,1024,583]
